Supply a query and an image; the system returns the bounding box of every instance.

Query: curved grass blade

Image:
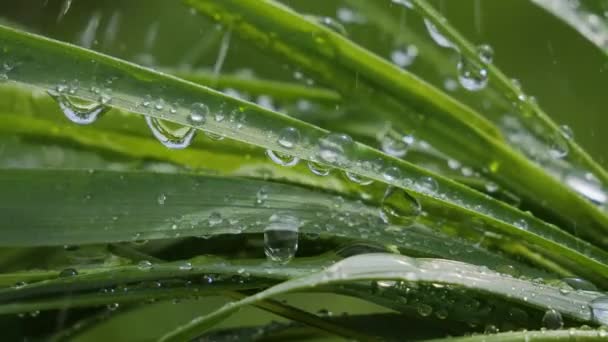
[424,328,608,342]
[0,25,607,283]
[531,0,608,56]
[0,169,538,275]
[159,253,607,341]
[182,0,608,250]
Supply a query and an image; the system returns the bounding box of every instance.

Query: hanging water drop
[277,127,300,149]
[48,91,108,125]
[560,125,574,140]
[380,186,421,225]
[145,116,196,149]
[549,132,569,159]
[266,150,300,167]
[307,161,332,176]
[477,44,494,64]
[317,133,354,166]
[542,309,564,329]
[344,171,374,185]
[457,57,488,91]
[424,19,453,49]
[264,213,300,264]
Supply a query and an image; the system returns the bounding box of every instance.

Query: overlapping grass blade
[159,253,607,341]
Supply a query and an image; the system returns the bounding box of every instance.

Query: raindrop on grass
[264,213,300,264]
[317,133,354,166]
[562,277,598,291]
[560,125,574,140]
[417,303,433,317]
[138,260,153,270]
[256,187,268,206]
[424,19,453,49]
[266,150,299,167]
[157,193,166,205]
[188,103,209,126]
[208,212,223,226]
[390,45,418,68]
[307,161,332,176]
[457,57,488,91]
[179,262,193,271]
[146,116,196,149]
[478,44,494,64]
[380,186,421,225]
[344,171,374,185]
[59,268,78,277]
[542,309,564,329]
[277,127,300,149]
[48,91,108,125]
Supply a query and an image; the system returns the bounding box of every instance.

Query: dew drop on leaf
[590,297,608,325]
[145,116,196,149]
[188,103,209,126]
[264,213,300,264]
[317,133,354,166]
[138,260,153,270]
[344,171,374,185]
[59,268,78,278]
[562,277,598,291]
[477,44,494,64]
[424,19,453,49]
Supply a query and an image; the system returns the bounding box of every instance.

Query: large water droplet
[264,213,300,264]
[188,103,209,126]
[145,116,196,149]
[266,150,299,167]
[317,133,354,166]
[590,296,608,325]
[59,268,78,277]
[277,127,300,149]
[48,91,108,125]
[562,277,598,291]
[457,57,488,91]
[380,186,421,225]
[381,136,411,157]
[542,309,564,329]
[424,19,453,49]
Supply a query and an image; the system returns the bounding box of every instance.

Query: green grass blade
[424,329,608,342]
[159,253,607,341]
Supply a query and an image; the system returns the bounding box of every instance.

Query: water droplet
[485,182,499,193]
[542,309,564,329]
[188,103,209,126]
[145,116,196,149]
[478,44,494,64]
[317,133,354,166]
[59,268,78,277]
[514,219,528,229]
[382,166,401,182]
[107,302,119,311]
[264,213,300,264]
[344,171,374,185]
[457,57,488,91]
[179,262,193,271]
[390,45,418,68]
[417,303,433,317]
[560,125,574,140]
[256,187,268,206]
[138,260,153,270]
[562,277,598,291]
[14,281,27,289]
[266,150,299,167]
[381,136,411,157]
[318,16,348,36]
[48,91,108,125]
[208,212,223,226]
[424,19,453,49]
[277,127,300,149]
[380,186,421,225]
[307,161,332,176]
[157,193,166,205]
[591,297,608,325]
[417,176,438,194]
[549,132,569,159]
